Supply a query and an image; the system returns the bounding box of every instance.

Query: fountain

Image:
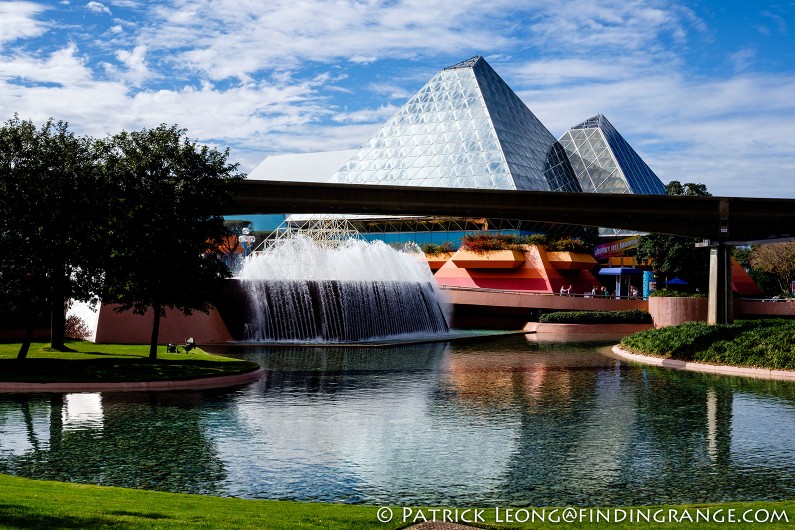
[234,233,450,343]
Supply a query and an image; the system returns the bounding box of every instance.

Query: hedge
[649,289,707,298]
[539,309,652,325]
[619,319,795,370]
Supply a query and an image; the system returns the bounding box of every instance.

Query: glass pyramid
[330,56,581,192]
[559,114,666,195]
[559,114,666,236]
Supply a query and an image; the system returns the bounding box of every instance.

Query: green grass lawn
[0,474,792,529]
[0,340,260,383]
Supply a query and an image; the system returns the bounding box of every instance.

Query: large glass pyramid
[559,114,666,195]
[330,56,581,192]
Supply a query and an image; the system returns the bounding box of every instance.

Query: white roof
[246,150,356,183]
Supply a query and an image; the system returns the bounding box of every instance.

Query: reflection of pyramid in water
[559,114,666,195]
[330,56,581,192]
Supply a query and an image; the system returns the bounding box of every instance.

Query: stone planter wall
[648,296,707,327]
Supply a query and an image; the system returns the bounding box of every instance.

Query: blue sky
[1,0,793,197]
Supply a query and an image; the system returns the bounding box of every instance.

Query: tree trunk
[149,303,161,360]
[17,323,34,360]
[50,265,68,351]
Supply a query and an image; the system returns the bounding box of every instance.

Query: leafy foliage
[546,237,591,253]
[0,116,106,355]
[749,242,795,294]
[635,181,710,287]
[461,233,523,253]
[98,124,242,358]
[460,233,591,254]
[420,242,454,255]
[734,246,780,295]
[539,309,652,324]
[64,315,91,340]
[620,319,795,370]
[649,289,707,298]
[665,180,711,196]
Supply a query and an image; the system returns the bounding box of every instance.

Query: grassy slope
[0,340,259,383]
[0,474,793,530]
[620,319,795,370]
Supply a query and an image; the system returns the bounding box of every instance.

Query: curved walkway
[611,346,795,382]
[0,368,265,393]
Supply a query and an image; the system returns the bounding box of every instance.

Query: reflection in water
[0,392,226,495]
[2,336,795,505]
[63,393,104,432]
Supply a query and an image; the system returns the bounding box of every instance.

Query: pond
[1,335,795,506]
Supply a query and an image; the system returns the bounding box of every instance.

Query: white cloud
[1,0,794,199]
[86,1,112,15]
[113,44,150,83]
[332,104,398,124]
[367,82,413,100]
[760,10,787,35]
[0,42,92,87]
[0,2,49,46]
[519,70,795,197]
[141,0,522,81]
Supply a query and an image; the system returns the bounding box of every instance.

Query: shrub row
[539,309,652,325]
[460,233,592,254]
[420,242,454,255]
[620,319,795,370]
[649,289,707,298]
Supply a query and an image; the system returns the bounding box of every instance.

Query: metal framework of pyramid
[254,214,363,254]
[559,114,666,195]
[330,56,581,192]
[559,114,666,236]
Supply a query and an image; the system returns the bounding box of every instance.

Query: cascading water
[234,237,450,343]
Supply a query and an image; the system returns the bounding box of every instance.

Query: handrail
[438,285,644,300]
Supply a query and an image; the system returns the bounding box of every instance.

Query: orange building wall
[433,245,601,294]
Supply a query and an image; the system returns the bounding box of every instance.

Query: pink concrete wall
[443,287,647,312]
[737,299,795,317]
[648,297,707,327]
[94,304,232,345]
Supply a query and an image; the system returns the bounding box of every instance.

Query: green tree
[0,117,48,358]
[0,116,106,357]
[749,243,795,294]
[665,180,711,197]
[734,246,780,295]
[635,181,711,287]
[98,124,242,359]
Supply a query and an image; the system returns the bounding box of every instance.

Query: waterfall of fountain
[234,237,450,343]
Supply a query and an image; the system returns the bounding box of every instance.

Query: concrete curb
[610,346,795,382]
[525,322,653,334]
[0,368,265,393]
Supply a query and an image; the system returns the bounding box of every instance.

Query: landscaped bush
[460,233,592,254]
[420,242,454,255]
[620,319,795,370]
[545,237,592,254]
[518,234,548,246]
[539,309,652,325]
[460,233,522,253]
[649,289,707,298]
